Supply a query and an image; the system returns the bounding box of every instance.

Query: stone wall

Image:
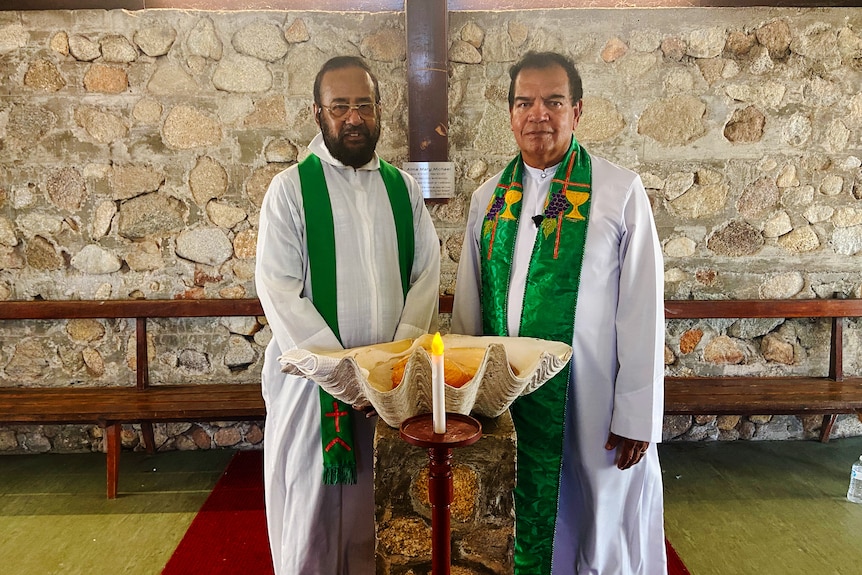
[1,6,862,452]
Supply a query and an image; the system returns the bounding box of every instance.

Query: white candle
[431,331,446,434]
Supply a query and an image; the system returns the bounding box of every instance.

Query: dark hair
[507,51,583,109]
[313,56,381,105]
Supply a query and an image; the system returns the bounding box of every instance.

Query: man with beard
[255,56,440,575]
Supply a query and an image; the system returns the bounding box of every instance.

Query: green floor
[0,449,235,575]
[660,436,862,575]
[2,439,862,574]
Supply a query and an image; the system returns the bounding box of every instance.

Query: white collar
[523,161,561,182]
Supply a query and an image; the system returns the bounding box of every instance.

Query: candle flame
[431,332,444,356]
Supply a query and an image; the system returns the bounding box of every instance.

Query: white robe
[452,153,668,575]
[255,133,440,575]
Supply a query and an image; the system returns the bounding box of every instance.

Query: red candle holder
[399,412,483,575]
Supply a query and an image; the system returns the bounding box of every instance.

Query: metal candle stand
[399,412,482,575]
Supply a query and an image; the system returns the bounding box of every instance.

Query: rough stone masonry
[1,6,862,453]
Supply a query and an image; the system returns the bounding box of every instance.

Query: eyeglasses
[319,102,378,119]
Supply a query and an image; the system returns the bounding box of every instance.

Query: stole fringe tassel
[323,466,357,486]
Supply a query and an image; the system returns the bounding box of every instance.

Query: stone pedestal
[374,412,516,575]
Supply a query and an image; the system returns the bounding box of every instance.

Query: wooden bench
[5,296,861,497]
[0,299,266,498]
[664,299,862,442]
[442,295,862,442]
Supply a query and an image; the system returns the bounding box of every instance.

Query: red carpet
[163,449,690,575]
[162,450,274,575]
[666,538,691,575]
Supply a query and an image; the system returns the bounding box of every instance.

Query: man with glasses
[256,55,440,574]
[452,51,667,574]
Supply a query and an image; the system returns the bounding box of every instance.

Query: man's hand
[605,432,649,470]
[353,404,377,418]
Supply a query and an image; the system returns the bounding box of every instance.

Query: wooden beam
[1,1,404,10]
[136,317,149,390]
[830,315,844,381]
[449,0,862,7]
[664,299,862,319]
[406,0,449,162]
[0,298,264,320]
[104,423,120,499]
[5,1,862,10]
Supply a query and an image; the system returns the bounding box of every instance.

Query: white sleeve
[610,175,666,443]
[255,170,343,354]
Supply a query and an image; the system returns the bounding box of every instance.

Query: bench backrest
[0,299,266,390]
[663,298,862,382]
[2,297,860,386]
[664,299,862,319]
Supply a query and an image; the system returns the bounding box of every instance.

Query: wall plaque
[403,161,455,200]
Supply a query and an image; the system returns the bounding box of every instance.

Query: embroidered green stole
[298,153,414,485]
[479,138,591,574]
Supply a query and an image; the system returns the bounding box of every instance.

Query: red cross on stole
[324,401,352,452]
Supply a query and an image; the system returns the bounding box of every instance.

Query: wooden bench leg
[105,423,121,499]
[141,422,156,454]
[820,414,837,443]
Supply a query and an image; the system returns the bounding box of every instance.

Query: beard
[321,120,381,169]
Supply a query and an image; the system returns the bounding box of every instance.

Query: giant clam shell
[278,333,572,428]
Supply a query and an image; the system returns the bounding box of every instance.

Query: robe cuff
[610,411,662,444]
[393,322,428,342]
[295,326,344,354]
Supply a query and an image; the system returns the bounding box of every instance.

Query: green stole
[297,153,414,485]
[479,138,591,574]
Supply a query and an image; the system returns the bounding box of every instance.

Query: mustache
[340,125,370,138]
